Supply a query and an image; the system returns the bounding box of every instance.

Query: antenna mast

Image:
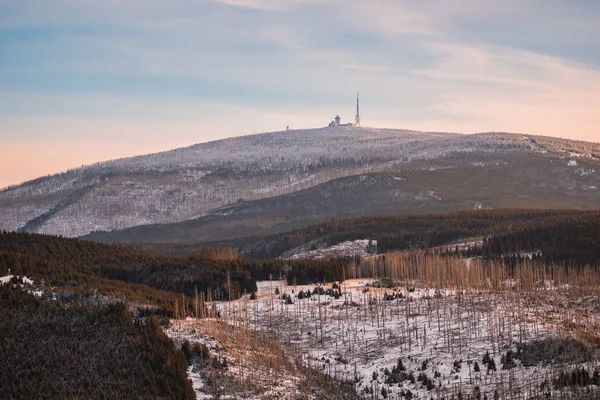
[355,92,361,127]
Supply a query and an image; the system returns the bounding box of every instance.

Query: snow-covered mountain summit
[1,126,599,238]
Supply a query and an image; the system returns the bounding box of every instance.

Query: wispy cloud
[208,0,324,12]
[340,64,387,72]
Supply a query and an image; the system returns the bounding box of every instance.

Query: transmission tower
[355,92,361,127]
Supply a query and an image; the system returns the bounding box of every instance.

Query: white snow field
[171,274,600,399]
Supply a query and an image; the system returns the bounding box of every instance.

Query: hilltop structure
[329,115,350,127]
[328,93,361,127]
[355,92,361,127]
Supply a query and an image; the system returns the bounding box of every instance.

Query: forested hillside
[480,214,600,266]
[2,128,599,239]
[0,231,256,313]
[131,209,600,259]
[0,285,195,399]
[0,231,358,308]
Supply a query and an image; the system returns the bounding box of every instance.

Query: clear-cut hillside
[2,126,600,238]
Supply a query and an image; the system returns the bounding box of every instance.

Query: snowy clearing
[178,275,600,399]
[287,239,377,260]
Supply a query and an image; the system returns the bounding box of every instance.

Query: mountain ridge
[2,126,600,238]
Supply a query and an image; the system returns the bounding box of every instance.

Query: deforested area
[168,318,362,399]
[170,251,600,399]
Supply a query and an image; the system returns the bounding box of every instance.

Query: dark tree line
[188,209,600,258]
[283,258,352,285]
[0,285,195,399]
[0,231,256,313]
[477,214,600,266]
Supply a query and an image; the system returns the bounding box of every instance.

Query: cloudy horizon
[1,0,600,188]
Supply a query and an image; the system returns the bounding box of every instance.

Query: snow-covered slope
[1,126,599,238]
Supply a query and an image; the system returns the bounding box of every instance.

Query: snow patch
[429,190,442,200]
[289,239,377,260]
[0,275,34,285]
[187,366,212,400]
[575,168,595,176]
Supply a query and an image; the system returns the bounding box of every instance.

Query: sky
[1,0,600,188]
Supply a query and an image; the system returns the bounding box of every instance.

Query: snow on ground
[166,324,221,399]
[500,250,543,259]
[0,275,34,285]
[10,130,590,238]
[187,365,212,400]
[288,239,377,260]
[206,279,600,399]
[166,317,306,399]
[576,167,595,176]
[1,275,47,299]
[438,240,483,252]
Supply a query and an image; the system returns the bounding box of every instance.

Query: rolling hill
[2,126,600,240]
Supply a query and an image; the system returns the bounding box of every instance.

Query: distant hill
[2,127,600,239]
[113,209,600,261]
[84,139,600,244]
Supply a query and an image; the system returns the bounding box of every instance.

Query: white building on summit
[329,115,352,127]
[328,93,361,127]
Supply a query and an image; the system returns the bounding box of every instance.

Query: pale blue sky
[1,0,600,187]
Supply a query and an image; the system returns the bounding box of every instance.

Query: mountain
[84,148,600,244]
[2,126,600,239]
